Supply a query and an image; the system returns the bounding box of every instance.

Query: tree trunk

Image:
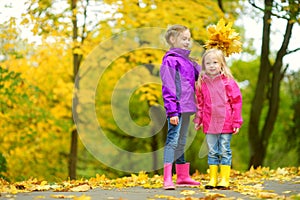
[151,130,158,174]
[69,0,80,180]
[150,105,168,174]
[261,21,293,150]
[248,0,272,169]
[248,0,294,168]
[69,129,78,179]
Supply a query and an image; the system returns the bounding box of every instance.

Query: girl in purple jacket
[160,25,201,190]
[194,48,243,189]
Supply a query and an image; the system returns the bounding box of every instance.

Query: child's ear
[169,36,175,45]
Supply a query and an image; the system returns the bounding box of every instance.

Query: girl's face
[170,29,191,50]
[204,54,222,77]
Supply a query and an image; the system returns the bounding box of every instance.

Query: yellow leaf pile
[204,18,242,56]
[0,167,299,200]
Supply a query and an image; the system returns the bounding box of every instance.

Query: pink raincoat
[194,74,243,134]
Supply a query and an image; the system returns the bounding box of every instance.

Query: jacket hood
[165,48,191,59]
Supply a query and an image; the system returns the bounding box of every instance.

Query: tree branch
[248,0,264,12]
[287,47,300,55]
[217,0,225,13]
[248,0,292,20]
[281,64,289,80]
[81,0,89,45]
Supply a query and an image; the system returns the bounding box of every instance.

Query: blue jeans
[163,113,191,164]
[206,134,232,166]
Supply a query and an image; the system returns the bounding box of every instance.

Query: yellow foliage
[108,0,224,42]
[204,18,242,56]
[0,39,75,181]
[135,83,161,106]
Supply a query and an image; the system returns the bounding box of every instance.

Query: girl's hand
[170,116,179,125]
[195,123,202,130]
[233,128,240,134]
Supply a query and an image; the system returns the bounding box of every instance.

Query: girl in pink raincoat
[194,48,243,190]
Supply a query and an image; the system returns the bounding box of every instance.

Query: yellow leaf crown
[203,18,242,56]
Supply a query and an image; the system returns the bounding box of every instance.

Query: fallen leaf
[32,184,51,191]
[283,191,291,194]
[257,191,278,198]
[69,184,90,192]
[154,194,174,198]
[34,195,46,199]
[50,194,76,198]
[73,195,91,200]
[180,190,196,196]
[205,192,226,198]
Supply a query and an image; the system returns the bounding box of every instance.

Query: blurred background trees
[247,0,300,169]
[0,0,299,181]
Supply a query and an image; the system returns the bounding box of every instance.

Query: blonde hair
[200,48,233,79]
[165,24,189,47]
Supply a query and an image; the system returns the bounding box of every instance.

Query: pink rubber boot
[163,163,175,190]
[176,163,200,186]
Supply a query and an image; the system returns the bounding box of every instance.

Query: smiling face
[170,29,191,50]
[203,53,222,77]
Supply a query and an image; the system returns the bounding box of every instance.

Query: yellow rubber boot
[216,165,231,189]
[205,165,218,189]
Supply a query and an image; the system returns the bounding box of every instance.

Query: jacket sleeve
[193,61,201,81]
[160,57,179,117]
[227,79,243,128]
[193,82,203,125]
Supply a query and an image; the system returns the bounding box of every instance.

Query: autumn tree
[21,0,116,179]
[0,13,75,181]
[247,0,300,168]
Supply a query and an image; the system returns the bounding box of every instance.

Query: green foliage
[0,66,22,112]
[0,153,7,180]
[229,57,300,169]
[264,74,297,168]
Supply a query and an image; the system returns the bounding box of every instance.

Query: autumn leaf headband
[203,18,242,57]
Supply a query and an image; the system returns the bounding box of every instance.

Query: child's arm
[160,59,179,117]
[228,79,243,129]
[193,83,203,130]
[233,127,240,134]
[170,116,179,125]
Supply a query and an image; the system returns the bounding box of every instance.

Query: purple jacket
[194,74,243,134]
[160,48,200,117]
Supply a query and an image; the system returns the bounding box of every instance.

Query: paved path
[1,179,299,200]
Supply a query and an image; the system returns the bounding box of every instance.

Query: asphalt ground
[1,178,299,200]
